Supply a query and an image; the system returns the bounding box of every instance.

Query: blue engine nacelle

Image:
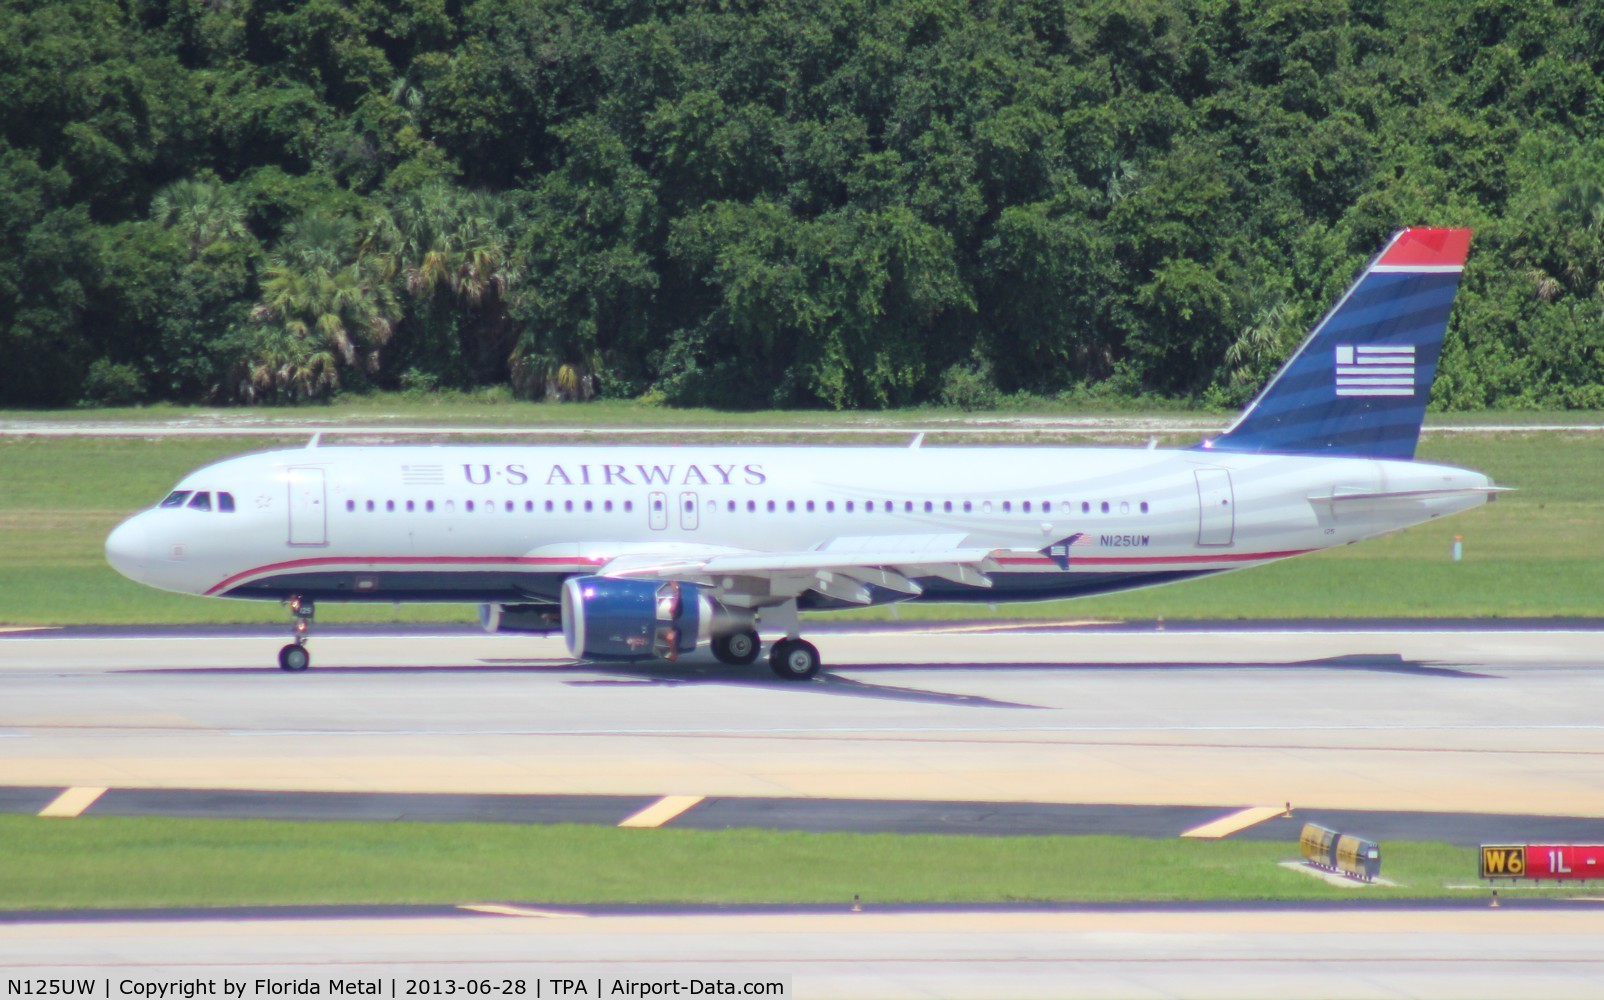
[561,576,714,661]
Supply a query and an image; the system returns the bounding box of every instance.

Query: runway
[7,907,1604,999]
[6,622,1604,998]
[3,623,1603,820]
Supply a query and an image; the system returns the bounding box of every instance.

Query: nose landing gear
[278,596,314,671]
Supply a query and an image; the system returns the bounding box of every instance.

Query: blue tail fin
[1206,228,1471,460]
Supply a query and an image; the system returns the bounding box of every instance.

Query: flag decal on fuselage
[402,464,446,485]
[1335,344,1415,397]
[1041,532,1093,570]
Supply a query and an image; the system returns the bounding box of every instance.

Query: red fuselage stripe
[207,549,1314,595]
[992,549,1313,567]
[205,555,605,595]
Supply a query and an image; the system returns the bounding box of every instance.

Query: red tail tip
[1378,228,1473,268]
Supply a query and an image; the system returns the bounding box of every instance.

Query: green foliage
[508,117,657,401]
[78,359,146,406]
[937,356,1002,411]
[384,181,525,388]
[666,200,971,408]
[5,0,1604,409]
[244,211,399,401]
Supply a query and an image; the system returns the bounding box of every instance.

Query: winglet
[307,433,322,449]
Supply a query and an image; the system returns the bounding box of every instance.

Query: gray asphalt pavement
[6,622,1604,999]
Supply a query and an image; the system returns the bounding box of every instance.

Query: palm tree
[150,178,249,259]
[1553,182,1604,298]
[1525,182,1604,303]
[243,212,400,400]
[233,324,341,403]
[384,183,526,383]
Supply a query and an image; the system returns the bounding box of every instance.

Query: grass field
[0,392,1214,427]
[0,815,1523,910]
[6,392,1604,427]
[1,424,1601,624]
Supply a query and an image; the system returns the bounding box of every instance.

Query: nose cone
[105,515,152,583]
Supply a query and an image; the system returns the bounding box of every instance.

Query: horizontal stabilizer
[1308,485,1512,504]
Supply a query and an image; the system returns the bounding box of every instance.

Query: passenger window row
[344,498,639,514]
[716,499,1151,515]
[341,497,1153,516]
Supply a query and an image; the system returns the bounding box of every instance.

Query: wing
[594,534,1014,608]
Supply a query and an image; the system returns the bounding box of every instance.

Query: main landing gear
[278,596,314,672]
[710,628,762,666]
[708,604,821,680]
[768,638,821,681]
[712,629,820,679]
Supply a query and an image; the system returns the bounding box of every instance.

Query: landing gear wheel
[278,595,315,672]
[278,643,310,672]
[712,628,762,666]
[768,638,820,681]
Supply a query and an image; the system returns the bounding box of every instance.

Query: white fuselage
[105,443,1492,608]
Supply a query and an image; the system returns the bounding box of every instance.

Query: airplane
[105,227,1500,679]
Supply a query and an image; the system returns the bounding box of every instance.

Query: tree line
[4,0,1604,411]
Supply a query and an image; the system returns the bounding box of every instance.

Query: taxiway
[6,622,1604,999]
[3,624,1602,819]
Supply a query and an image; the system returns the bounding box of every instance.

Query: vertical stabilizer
[1207,228,1471,459]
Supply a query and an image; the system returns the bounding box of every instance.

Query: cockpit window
[218,492,236,513]
[160,491,192,508]
[187,491,212,511]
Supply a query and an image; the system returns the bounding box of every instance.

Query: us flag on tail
[1335,345,1416,397]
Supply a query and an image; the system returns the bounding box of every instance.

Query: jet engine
[560,576,717,661]
[478,603,563,634]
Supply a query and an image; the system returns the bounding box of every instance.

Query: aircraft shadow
[511,651,1492,708]
[555,662,1047,709]
[131,654,1490,711]
[824,654,1498,680]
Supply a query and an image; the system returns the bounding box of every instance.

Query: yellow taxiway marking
[0,626,57,634]
[38,786,108,818]
[1180,805,1286,839]
[618,794,705,829]
[458,904,586,919]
